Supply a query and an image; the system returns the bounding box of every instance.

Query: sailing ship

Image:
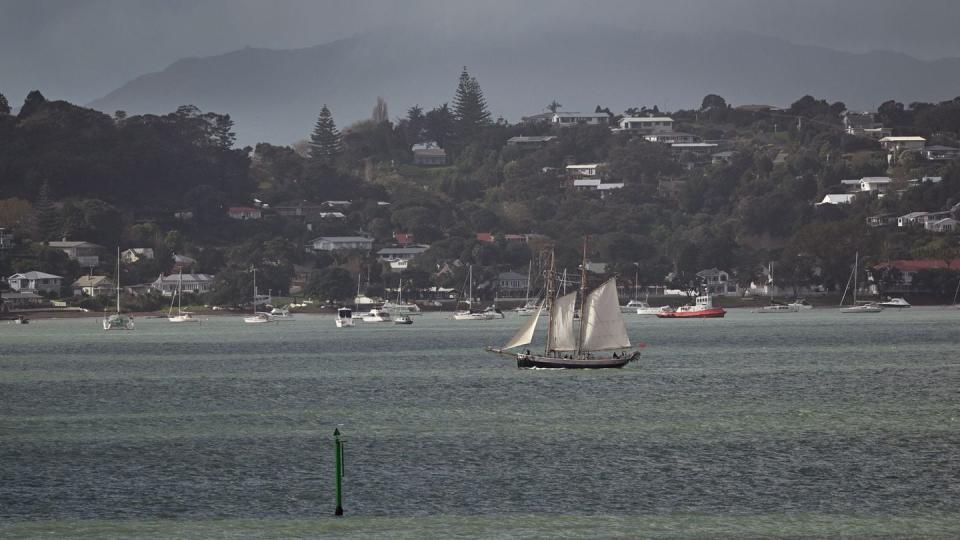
[167,269,199,323]
[103,247,135,330]
[454,265,503,320]
[840,252,883,313]
[487,243,640,369]
[244,269,277,323]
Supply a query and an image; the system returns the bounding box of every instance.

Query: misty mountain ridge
[89,26,960,146]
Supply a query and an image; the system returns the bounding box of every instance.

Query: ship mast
[543,250,556,356]
[576,236,588,358]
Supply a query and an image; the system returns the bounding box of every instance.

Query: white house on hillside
[817,194,855,206]
[617,116,674,134]
[7,271,63,293]
[551,112,610,127]
[151,273,216,297]
[308,236,374,252]
[47,241,102,267]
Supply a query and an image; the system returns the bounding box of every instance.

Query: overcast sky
[2,0,960,106]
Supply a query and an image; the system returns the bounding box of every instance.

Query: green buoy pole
[334,428,344,516]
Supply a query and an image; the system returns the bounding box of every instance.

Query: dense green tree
[0,92,10,115]
[451,67,491,151]
[306,267,355,302]
[309,105,341,166]
[35,181,60,242]
[424,103,454,149]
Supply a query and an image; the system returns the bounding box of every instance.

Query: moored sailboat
[487,243,640,369]
[840,252,883,313]
[244,269,277,324]
[103,247,135,330]
[167,269,199,323]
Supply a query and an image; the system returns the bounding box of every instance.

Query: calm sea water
[1,308,959,538]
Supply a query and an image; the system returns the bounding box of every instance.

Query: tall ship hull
[515,351,639,369]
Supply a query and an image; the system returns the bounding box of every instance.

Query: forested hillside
[2,70,960,308]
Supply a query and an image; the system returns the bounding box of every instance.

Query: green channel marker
[334,428,344,516]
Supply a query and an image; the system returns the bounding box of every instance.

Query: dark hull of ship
[516,351,639,369]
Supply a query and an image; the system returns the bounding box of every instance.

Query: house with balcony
[551,112,610,127]
[873,259,960,289]
[565,163,607,180]
[842,111,882,136]
[696,268,738,296]
[47,241,103,267]
[308,236,374,252]
[412,142,447,166]
[496,271,530,299]
[617,116,674,134]
[275,199,326,218]
[7,271,63,294]
[925,217,958,233]
[643,132,701,144]
[150,273,216,297]
[921,145,959,161]
[860,177,893,193]
[866,213,897,227]
[377,245,431,272]
[71,275,114,297]
[227,206,262,220]
[898,211,952,228]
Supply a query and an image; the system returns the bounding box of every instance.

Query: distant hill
[89,27,960,145]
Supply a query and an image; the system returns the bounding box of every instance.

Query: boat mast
[544,250,556,356]
[576,236,588,357]
[468,265,473,307]
[524,260,532,305]
[252,268,257,315]
[178,269,183,315]
[115,246,121,315]
[853,251,858,304]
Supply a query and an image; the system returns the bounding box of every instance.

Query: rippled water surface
[2,309,960,538]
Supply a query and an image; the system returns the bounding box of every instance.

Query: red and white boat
[656,295,726,319]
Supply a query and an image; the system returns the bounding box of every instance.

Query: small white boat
[621,299,647,313]
[635,302,670,315]
[454,306,504,320]
[754,303,800,313]
[393,314,413,325]
[841,302,884,313]
[878,297,911,308]
[244,312,277,324]
[13,315,29,325]
[270,306,295,320]
[362,307,392,323]
[787,299,814,310]
[335,307,354,328]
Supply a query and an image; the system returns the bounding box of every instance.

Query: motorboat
[270,306,295,320]
[787,298,814,310]
[656,295,726,318]
[841,302,884,313]
[754,303,800,313]
[244,312,277,324]
[13,315,29,325]
[878,297,911,308]
[335,307,354,328]
[621,299,647,313]
[393,314,413,325]
[635,302,670,315]
[362,307,392,323]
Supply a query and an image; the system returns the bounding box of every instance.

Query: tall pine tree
[0,92,10,115]
[451,67,491,151]
[35,181,60,242]
[309,105,341,166]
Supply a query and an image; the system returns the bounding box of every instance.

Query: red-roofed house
[476,233,495,243]
[873,259,960,287]
[393,232,414,245]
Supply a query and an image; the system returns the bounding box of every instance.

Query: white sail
[580,278,631,351]
[548,291,578,351]
[502,302,543,349]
